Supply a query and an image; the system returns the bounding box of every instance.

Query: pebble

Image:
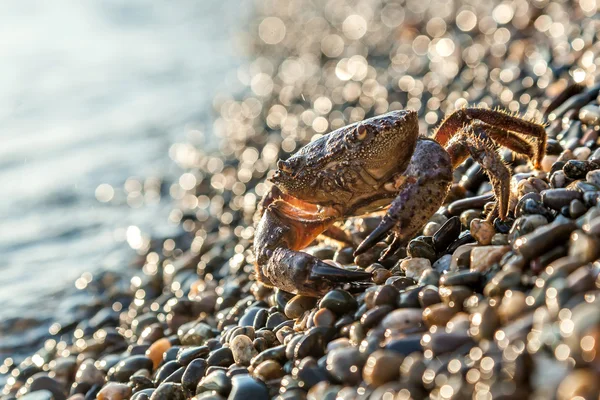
[541,188,583,210]
[587,169,600,186]
[318,290,357,315]
[325,347,365,385]
[253,360,284,382]
[422,221,441,236]
[228,374,269,400]
[285,295,317,319]
[107,356,153,383]
[381,309,423,331]
[230,335,257,366]
[422,303,458,327]
[146,338,171,370]
[469,245,509,272]
[399,258,432,279]
[470,218,495,245]
[97,383,131,400]
[362,350,403,387]
[313,308,335,327]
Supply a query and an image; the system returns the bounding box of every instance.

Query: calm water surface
[0,0,248,357]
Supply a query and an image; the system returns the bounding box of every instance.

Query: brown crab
[254,108,546,296]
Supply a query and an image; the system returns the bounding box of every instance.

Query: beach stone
[423,221,440,236]
[319,290,357,315]
[26,375,66,400]
[362,350,403,387]
[399,258,432,279]
[587,169,600,187]
[423,303,457,327]
[313,308,335,327]
[433,254,452,273]
[146,338,171,370]
[568,230,600,263]
[230,335,257,366]
[491,233,508,245]
[207,348,234,368]
[460,209,480,229]
[97,382,131,400]
[107,356,153,383]
[325,347,365,385]
[19,391,54,400]
[228,374,269,400]
[513,221,577,259]
[150,383,185,400]
[450,244,477,270]
[177,346,210,366]
[438,285,472,309]
[541,188,583,210]
[285,295,317,320]
[470,219,494,245]
[75,359,104,385]
[498,290,528,323]
[418,286,442,308]
[372,268,392,284]
[182,359,207,396]
[381,309,423,331]
[196,370,231,396]
[470,245,510,272]
[541,155,558,172]
[253,360,284,382]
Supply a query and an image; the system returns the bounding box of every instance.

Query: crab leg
[254,199,371,296]
[355,138,453,256]
[446,125,511,219]
[433,107,546,168]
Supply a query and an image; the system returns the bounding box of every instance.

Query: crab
[253,108,546,296]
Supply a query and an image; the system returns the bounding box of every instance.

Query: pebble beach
[3,0,600,399]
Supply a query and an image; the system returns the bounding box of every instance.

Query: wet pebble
[319,290,357,315]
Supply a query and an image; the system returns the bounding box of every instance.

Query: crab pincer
[254,198,371,296]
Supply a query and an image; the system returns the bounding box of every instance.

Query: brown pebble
[253,360,284,382]
[372,268,392,285]
[469,245,509,272]
[362,350,403,387]
[497,290,528,323]
[146,338,171,370]
[470,218,494,245]
[284,295,317,320]
[541,155,558,172]
[313,308,336,327]
[423,303,457,327]
[97,382,132,400]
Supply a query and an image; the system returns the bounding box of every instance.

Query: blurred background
[0,0,248,348]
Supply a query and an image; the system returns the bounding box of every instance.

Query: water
[0,0,248,355]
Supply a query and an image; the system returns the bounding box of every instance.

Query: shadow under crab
[254,108,546,296]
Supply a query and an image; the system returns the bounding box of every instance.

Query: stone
[469,245,510,272]
[399,258,432,279]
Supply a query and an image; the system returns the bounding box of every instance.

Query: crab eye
[277,159,293,174]
[356,124,367,140]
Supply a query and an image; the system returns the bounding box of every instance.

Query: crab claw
[354,217,397,256]
[254,194,371,296]
[263,248,372,296]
